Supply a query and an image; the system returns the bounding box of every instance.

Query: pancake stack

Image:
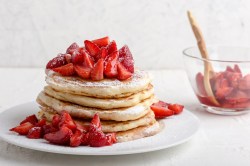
[36,69,161,142]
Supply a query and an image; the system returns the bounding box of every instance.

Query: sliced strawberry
[27,127,42,139]
[88,126,107,147]
[46,54,68,69]
[196,73,207,96]
[84,40,100,57]
[52,63,74,76]
[150,101,173,118]
[91,114,101,130]
[168,104,184,114]
[70,130,83,147]
[92,36,110,47]
[96,47,108,61]
[44,126,73,145]
[58,111,77,132]
[82,50,94,68]
[52,114,60,128]
[10,122,34,135]
[239,74,250,90]
[76,123,89,133]
[234,64,242,74]
[36,119,46,127]
[106,133,117,145]
[117,62,132,80]
[91,59,104,81]
[42,124,58,135]
[66,42,79,55]
[104,51,118,78]
[74,65,91,79]
[64,54,72,63]
[107,40,117,55]
[81,132,90,145]
[71,50,84,64]
[20,114,38,125]
[225,90,249,104]
[118,45,134,73]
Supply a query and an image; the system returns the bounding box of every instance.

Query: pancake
[116,121,162,142]
[37,109,156,133]
[37,91,156,121]
[43,84,154,109]
[45,69,151,98]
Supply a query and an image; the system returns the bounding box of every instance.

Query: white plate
[0,102,200,155]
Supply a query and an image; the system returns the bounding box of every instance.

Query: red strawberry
[59,111,77,131]
[64,54,72,63]
[117,62,132,80]
[225,90,249,104]
[52,63,74,76]
[36,119,46,127]
[44,126,73,145]
[10,122,34,135]
[150,101,174,118]
[82,50,94,68]
[196,73,207,96]
[42,124,58,135]
[104,51,118,78]
[27,127,42,139]
[20,114,38,125]
[46,54,68,69]
[81,132,89,145]
[52,114,60,128]
[76,123,89,133]
[66,42,79,55]
[107,40,117,54]
[71,50,84,64]
[168,104,184,114]
[88,126,107,147]
[70,130,83,147]
[234,64,242,74]
[118,45,134,73]
[106,133,117,145]
[84,40,100,57]
[92,36,110,47]
[91,59,104,81]
[91,114,101,130]
[96,47,108,61]
[239,74,250,90]
[226,66,234,72]
[74,65,91,79]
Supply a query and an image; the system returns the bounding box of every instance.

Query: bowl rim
[183,46,250,63]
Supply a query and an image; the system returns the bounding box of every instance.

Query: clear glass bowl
[183,46,250,115]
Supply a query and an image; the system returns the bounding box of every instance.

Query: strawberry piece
[52,63,74,76]
[91,114,101,130]
[52,114,60,128]
[81,49,94,68]
[91,59,104,81]
[150,101,174,118]
[117,62,132,80]
[104,51,119,78]
[74,65,91,79]
[81,132,90,145]
[107,40,117,55]
[106,133,117,145]
[196,95,217,107]
[88,126,107,147]
[42,124,58,135]
[27,127,42,139]
[234,64,242,74]
[36,119,46,127]
[226,66,234,72]
[118,45,134,73]
[10,122,34,135]
[71,50,84,64]
[20,114,38,125]
[70,130,83,147]
[84,40,100,57]
[64,54,72,63]
[44,126,73,145]
[225,90,249,104]
[92,36,110,47]
[96,47,108,61]
[46,54,68,69]
[196,73,207,96]
[239,74,250,90]
[58,111,77,132]
[168,104,184,114]
[66,42,79,55]
[76,123,89,133]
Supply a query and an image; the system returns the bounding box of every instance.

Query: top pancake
[46,69,151,98]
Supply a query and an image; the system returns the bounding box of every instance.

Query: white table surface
[0,68,250,166]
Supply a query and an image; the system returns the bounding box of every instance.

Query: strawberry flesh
[10,122,34,135]
[117,62,132,80]
[70,130,83,147]
[74,65,91,79]
[118,45,134,73]
[66,42,79,55]
[84,40,100,58]
[52,63,74,76]
[107,40,117,55]
[150,101,174,118]
[104,51,118,78]
[20,114,38,125]
[44,126,73,145]
[27,127,42,139]
[168,104,184,114]
[58,111,77,132]
[92,36,110,47]
[91,59,104,81]
[46,54,67,69]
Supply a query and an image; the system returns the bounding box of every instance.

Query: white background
[1,0,250,69]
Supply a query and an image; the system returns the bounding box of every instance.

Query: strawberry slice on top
[107,40,117,55]
[118,45,134,73]
[66,42,79,55]
[74,65,92,79]
[117,62,132,80]
[91,59,104,81]
[84,40,100,58]
[46,54,68,69]
[92,36,110,47]
[52,63,75,76]
[104,51,119,78]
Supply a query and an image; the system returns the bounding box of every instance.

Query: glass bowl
[183,46,250,115]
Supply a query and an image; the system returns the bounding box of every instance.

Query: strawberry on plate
[84,40,100,58]
[20,114,38,125]
[117,62,132,80]
[168,104,184,114]
[92,36,110,47]
[118,45,134,73]
[104,51,119,78]
[70,130,83,147]
[91,59,104,81]
[52,63,74,76]
[150,101,173,118]
[58,111,77,132]
[10,122,34,135]
[27,127,42,139]
[44,126,73,145]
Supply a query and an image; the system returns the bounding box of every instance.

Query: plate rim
[0,101,200,156]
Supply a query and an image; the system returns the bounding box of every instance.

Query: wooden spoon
[187,11,220,106]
